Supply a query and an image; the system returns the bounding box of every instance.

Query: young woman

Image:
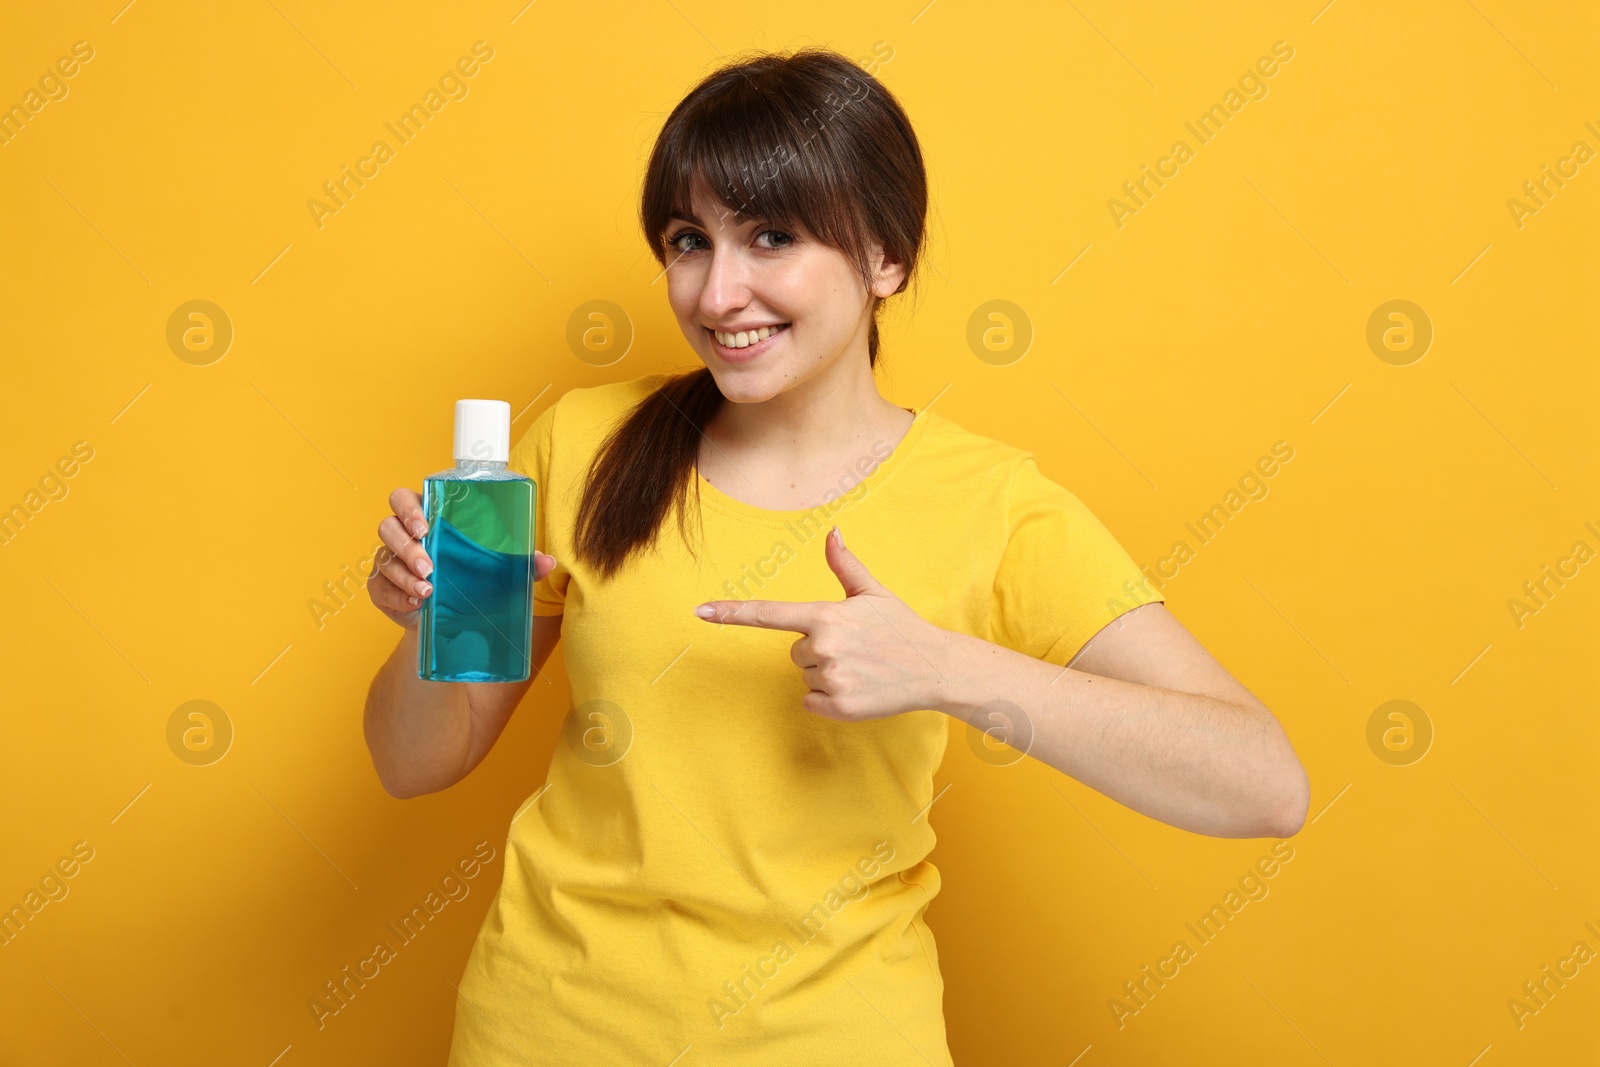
[364,47,1308,1066]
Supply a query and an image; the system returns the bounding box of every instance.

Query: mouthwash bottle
[417,399,534,683]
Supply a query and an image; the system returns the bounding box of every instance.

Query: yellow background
[3,1,1596,1063]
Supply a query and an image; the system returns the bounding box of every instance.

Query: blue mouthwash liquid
[418,400,534,683]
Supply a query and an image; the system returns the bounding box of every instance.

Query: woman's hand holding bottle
[368,487,556,629]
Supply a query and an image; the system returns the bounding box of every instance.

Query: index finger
[694,599,827,632]
[389,487,427,538]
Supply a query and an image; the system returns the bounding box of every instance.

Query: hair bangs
[642,67,874,284]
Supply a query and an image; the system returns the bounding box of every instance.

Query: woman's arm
[363,613,563,798]
[930,602,1309,839]
[695,528,1307,840]
[362,487,565,799]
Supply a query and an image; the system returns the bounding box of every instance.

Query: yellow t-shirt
[447,373,1164,1065]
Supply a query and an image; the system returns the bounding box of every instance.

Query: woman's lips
[708,323,788,363]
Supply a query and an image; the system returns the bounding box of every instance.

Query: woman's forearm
[363,628,474,798]
[929,630,1309,839]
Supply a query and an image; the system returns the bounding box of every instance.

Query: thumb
[826,526,887,598]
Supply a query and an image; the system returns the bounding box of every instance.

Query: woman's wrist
[923,627,996,722]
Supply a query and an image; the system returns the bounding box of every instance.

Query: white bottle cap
[453,399,511,462]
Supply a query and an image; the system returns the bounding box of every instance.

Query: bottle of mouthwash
[417,399,534,683]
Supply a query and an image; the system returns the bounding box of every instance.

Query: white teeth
[713,323,787,348]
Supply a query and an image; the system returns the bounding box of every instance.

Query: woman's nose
[698,246,750,315]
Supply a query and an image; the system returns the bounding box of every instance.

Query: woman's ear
[869,244,907,298]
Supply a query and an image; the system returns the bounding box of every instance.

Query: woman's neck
[698,365,916,507]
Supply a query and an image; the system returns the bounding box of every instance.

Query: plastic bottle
[417,400,534,682]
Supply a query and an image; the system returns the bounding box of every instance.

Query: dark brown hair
[573,47,929,579]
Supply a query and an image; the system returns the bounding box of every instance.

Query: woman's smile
[708,321,790,363]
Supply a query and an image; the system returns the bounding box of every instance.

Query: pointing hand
[693,527,952,721]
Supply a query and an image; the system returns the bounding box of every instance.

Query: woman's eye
[665,230,706,254]
[663,228,794,254]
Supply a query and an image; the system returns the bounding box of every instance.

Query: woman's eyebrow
[667,207,760,228]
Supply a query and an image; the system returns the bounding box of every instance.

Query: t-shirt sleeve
[508,398,567,616]
[989,455,1165,666]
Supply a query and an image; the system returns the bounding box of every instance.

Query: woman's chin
[706,371,780,402]
[714,366,813,405]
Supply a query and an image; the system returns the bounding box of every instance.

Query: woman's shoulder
[549,372,667,424]
[532,373,671,452]
[913,405,1039,486]
[512,374,666,476]
[909,407,1123,524]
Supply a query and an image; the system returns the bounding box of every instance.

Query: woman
[364,47,1309,1066]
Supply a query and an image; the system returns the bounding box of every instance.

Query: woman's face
[661,181,904,404]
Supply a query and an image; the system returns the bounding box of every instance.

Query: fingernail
[416,559,432,578]
[410,519,427,537]
[408,596,419,606]
[832,525,843,548]
[417,582,432,596]
[694,604,715,619]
